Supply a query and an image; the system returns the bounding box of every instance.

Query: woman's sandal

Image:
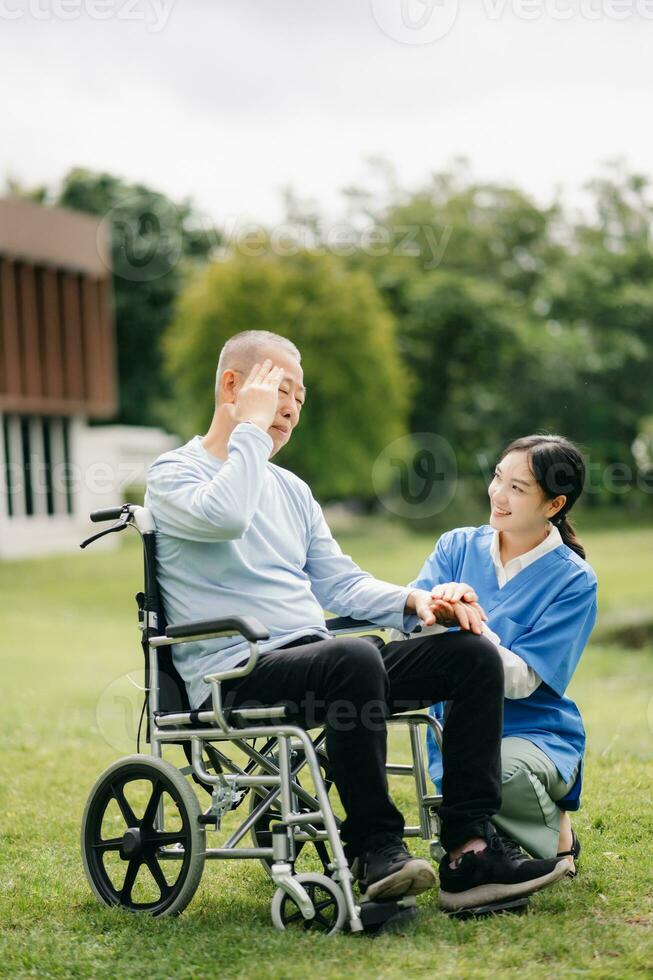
[557,829,581,878]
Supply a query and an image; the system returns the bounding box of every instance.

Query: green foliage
[341,162,653,495]
[55,168,219,427]
[538,169,653,474]
[164,251,409,499]
[8,160,653,506]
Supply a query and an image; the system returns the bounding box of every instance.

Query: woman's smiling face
[488,450,564,534]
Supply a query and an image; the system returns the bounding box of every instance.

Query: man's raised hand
[230,360,284,433]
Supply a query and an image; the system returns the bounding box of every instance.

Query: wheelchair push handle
[80,504,134,549]
[90,506,129,523]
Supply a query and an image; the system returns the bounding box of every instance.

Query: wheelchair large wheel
[81,754,205,916]
[249,746,335,876]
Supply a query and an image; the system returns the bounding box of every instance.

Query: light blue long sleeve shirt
[145,423,414,708]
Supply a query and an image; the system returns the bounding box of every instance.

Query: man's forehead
[261,347,304,388]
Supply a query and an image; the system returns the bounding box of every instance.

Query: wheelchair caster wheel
[271,873,347,935]
[81,754,205,916]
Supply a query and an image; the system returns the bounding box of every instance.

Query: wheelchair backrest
[137,512,192,717]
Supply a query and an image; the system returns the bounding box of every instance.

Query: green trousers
[492,736,579,859]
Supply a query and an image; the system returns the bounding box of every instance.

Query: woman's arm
[481,623,542,699]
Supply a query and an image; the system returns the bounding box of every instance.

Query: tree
[341,163,566,471]
[55,168,219,426]
[534,168,653,488]
[164,251,408,499]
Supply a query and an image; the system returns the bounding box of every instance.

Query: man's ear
[219,368,239,405]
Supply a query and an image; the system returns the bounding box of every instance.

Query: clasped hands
[406,583,488,635]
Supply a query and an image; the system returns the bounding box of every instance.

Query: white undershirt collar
[490,521,563,588]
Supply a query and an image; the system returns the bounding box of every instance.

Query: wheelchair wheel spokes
[271,873,347,935]
[110,782,138,827]
[82,755,205,917]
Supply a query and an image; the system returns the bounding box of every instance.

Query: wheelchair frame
[80,503,444,934]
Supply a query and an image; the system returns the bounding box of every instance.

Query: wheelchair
[79,504,445,935]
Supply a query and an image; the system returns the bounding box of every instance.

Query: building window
[1,414,73,518]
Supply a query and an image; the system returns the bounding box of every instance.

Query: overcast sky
[2,0,652,227]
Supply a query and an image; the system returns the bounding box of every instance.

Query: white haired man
[146,329,572,909]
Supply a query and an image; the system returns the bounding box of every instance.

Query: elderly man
[146,329,570,910]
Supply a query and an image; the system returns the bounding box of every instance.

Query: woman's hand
[431,581,480,604]
[429,582,488,634]
[407,590,487,635]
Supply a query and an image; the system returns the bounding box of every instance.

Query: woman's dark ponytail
[499,434,587,560]
[553,514,586,560]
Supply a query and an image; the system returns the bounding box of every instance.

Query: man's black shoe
[354,833,437,901]
[438,834,572,911]
[497,835,529,862]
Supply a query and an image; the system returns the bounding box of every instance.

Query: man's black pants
[217,630,504,855]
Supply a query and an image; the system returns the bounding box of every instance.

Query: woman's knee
[501,740,530,783]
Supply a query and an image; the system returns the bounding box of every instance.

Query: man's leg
[380,631,574,909]
[219,635,403,851]
[381,629,504,852]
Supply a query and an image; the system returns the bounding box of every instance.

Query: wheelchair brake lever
[79,516,130,549]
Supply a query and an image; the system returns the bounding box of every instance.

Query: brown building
[0,198,173,557]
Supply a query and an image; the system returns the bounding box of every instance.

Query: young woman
[409,435,597,873]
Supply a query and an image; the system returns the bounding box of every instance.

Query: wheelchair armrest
[326,616,378,634]
[165,616,269,643]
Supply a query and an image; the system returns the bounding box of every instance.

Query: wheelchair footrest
[445,895,530,920]
[358,896,419,936]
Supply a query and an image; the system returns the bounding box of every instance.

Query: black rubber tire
[81,754,205,916]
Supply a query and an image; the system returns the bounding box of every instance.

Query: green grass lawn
[1,520,652,978]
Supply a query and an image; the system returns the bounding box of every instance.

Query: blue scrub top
[412,525,598,810]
